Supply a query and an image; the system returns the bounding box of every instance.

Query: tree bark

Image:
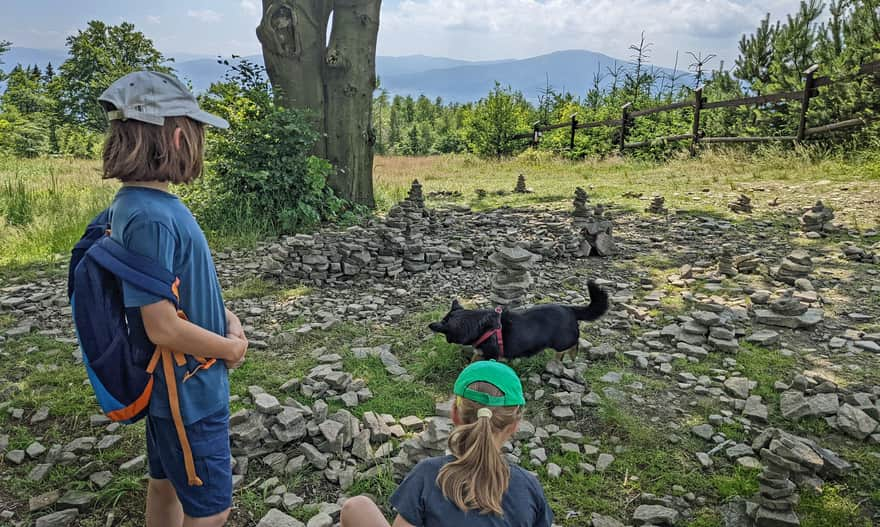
[258,0,333,156]
[324,0,380,208]
[257,0,380,207]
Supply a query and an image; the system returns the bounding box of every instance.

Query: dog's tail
[572,281,609,321]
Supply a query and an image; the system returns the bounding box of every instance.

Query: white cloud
[146,15,161,24]
[187,9,223,23]
[240,0,259,15]
[380,0,803,66]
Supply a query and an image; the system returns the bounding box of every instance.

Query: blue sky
[3,0,804,67]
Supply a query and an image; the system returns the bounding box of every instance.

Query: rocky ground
[1,183,879,527]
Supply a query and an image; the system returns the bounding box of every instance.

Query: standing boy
[99,71,247,527]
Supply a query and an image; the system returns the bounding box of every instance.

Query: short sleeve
[532,478,554,527]
[389,461,429,527]
[121,221,176,308]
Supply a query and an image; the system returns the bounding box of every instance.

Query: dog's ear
[451,299,463,311]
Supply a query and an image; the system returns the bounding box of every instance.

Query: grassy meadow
[3,148,880,273]
[1,149,880,526]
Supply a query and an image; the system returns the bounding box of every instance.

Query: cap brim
[187,109,230,129]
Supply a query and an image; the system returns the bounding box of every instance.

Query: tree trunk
[257,0,380,207]
[324,0,380,208]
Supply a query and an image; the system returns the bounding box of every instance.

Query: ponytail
[436,382,523,516]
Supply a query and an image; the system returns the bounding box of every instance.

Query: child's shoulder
[111,188,184,228]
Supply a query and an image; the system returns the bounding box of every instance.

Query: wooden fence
[512,60,880,155]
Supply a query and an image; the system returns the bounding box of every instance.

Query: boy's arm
[141,300,246,362]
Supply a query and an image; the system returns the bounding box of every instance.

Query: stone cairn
[392,415,453,478]
[774,250,812,285]
[729,194,753,214]
[646,195,668,214]
[514,174,532,194]
[750,427,851,527]
[734,252,761,274]
[674,309,740,355]
[755,290,823,330]
[572,187,594,257]
[489,243,540,306]
[381,180,433,274]
[717,244,737,277]
[800,201,835,236]
[581,204,618,257]
[842,243,879,264]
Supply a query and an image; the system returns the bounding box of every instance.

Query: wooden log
[701,136,797,144]
[797,65,819,142]
[624,133,694,149]
[690,87,704,156]
[619,103,632,154]
[702,91,803,110]
[804,118,867,136]
[629,100,693,117]
[576,118,623,130]
[569,114,577,150]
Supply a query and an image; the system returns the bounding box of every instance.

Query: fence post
[690,86,704,157]
[532,121,542,147]
[797,64,819,143]
[619,103,632,154]
[569,113,578,150]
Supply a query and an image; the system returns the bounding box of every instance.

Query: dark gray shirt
[390,456,554,527]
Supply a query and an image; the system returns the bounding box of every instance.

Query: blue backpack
[68,209,214,486]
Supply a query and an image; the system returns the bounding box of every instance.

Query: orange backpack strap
[160,347,203,487]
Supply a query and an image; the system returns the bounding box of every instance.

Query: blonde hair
[436,381,524,516]
[102,115,205,184]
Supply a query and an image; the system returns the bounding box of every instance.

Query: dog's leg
[554,350,564,363]
[566,346,578,362]
[470,349,483,363]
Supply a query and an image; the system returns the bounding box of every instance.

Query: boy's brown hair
[102,115,205,183]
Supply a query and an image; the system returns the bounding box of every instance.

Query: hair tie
[477,407,493,419]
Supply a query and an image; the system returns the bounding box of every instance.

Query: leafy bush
[180,59,349,241]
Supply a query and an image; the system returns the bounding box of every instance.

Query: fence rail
[512,59,880,154]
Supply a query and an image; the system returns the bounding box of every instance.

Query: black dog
[429,281,609,361]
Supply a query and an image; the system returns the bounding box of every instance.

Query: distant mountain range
[2,48,692,103]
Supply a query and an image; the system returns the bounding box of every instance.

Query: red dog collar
[472,307,504,358]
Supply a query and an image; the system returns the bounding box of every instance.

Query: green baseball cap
[99,71,229,129]
[453,360,526,407]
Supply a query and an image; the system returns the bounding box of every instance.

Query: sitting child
[341,360,554,527]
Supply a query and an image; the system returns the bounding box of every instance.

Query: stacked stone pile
[729,194,753,214]
[581,205,618,257]
[514,174,532,193]
[489,243,540,306]
[755,290,823,330]
[717,244,737,277]
[842,243,879,264]
[734,252,762,274]
[774,250,813,285]
[800,201,836,237]
[663,308,740,356]
[646,195,668,214]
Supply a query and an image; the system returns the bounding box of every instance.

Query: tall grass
[0,157,116,269]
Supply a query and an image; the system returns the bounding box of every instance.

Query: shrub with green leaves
[180,59,348,241]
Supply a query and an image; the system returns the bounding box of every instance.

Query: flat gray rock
[257,509,305,527]
[35,509,78,527]
[633,504,679,526]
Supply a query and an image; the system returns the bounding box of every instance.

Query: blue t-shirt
[390,455,554,527]
[109,186,229,425]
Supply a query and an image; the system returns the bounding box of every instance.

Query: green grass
[799,486,873,527]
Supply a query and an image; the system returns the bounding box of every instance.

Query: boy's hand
[226,309,245,339]
[225,333,248,370]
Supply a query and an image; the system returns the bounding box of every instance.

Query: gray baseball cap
[99,71,229,129]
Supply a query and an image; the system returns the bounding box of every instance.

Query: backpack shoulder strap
[86,236,179,307]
